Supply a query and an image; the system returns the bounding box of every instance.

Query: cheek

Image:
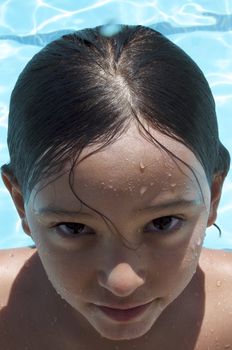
[27,221,94,302]
[151,223,205,299]
[151,250,197,305]
[39,249,94,294]
[36,248,95,308]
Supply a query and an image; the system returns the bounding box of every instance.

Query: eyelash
[51,216,184,238]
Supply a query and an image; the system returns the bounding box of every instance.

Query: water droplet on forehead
[140,186,148,195]
[216,280,221,287]
[139,161,146,172]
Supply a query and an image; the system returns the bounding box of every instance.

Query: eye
[144,216,183,234]
[52,216,183,239]
[53,222,94,237]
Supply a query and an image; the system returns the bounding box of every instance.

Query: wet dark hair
[1,24,230,241]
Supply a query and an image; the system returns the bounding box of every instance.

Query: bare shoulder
[199,247,232,281]
[197,247,232,348]
[0,246,36,259]
[0,246,63,349]
[199,247,232,304]
[0,246,37,271]
[0,246,37,307]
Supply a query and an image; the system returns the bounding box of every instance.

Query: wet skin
[1,121,226,346]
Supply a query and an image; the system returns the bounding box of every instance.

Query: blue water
[0,0,232,250]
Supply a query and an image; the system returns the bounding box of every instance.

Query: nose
[98,262,145,297]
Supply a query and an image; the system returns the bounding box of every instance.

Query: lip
[96,301,153,322]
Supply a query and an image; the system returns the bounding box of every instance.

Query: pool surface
[0,0,232,249]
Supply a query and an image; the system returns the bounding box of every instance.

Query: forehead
[31,122,211,213]
[73,123,206,188]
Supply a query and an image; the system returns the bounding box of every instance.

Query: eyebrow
[35,198,199,219]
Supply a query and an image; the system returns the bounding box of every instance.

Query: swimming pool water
[0,0,232,249]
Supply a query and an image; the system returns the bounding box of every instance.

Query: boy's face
[10,123,218,341]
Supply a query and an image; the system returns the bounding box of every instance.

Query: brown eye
[54,222,94,237]
[144,216,183,234]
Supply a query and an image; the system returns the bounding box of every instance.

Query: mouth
[95,300,154,322]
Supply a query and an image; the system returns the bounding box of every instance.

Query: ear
[1,168,31,236]
[207,173,226,227]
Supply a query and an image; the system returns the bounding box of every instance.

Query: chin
[93,320,153,341]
